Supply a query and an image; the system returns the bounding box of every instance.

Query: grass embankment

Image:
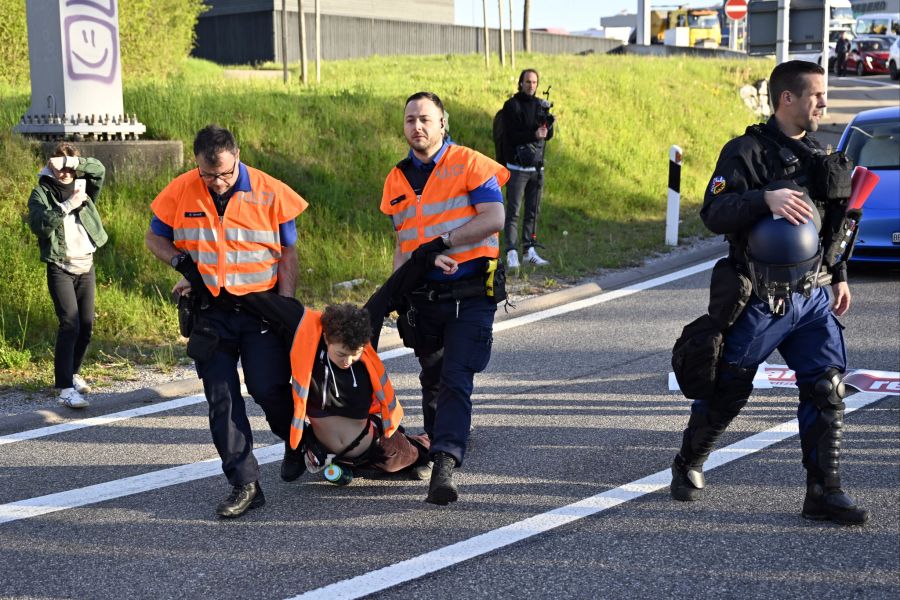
[0,53,772,389]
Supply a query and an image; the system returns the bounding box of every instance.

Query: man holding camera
[500,69,555,269]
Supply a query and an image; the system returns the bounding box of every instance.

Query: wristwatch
[440,231,452,249]
[170,252,187,269]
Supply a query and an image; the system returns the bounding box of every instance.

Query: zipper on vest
[216,215,226,291]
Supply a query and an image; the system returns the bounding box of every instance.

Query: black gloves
[173,253,208,295]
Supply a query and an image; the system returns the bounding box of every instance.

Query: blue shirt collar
[233,161,251,192]
[409,140,449,170]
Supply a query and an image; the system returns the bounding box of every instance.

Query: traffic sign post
[725,0,748,21]
[725,0,748,52]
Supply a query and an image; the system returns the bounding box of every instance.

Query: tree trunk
[498,0,505,66]
[509,0,515,70]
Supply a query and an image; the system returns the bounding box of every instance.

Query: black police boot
[425,452,458,505]
[280,442,306,482]
[216,481,265,518]
[802,479,869,525]
[670,407,739,502]
[670,454,705,502]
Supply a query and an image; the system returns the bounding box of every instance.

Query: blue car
[837,105,900,263]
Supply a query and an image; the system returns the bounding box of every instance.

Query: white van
[854,13,900,37]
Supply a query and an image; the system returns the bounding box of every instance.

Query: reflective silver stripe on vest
[225,228,280,245]
[291,416,305,432]
[375,389,385,401]
[397,228,419,243]
[392,205,418,227]
[225,266,278,287]
[382,419,392,431]
[424,216,472,238]
[197,251,218,267]
[226,249,280,264]
[450,236,499,255]
[291,377,309,401]
[174,227,217,242]
[201,273,218,287]
[421,194,470,216]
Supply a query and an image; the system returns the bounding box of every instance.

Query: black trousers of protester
[195,305,294,487]
[503,167,544,252]
[47,262,95,389]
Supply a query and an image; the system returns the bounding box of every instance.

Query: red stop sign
[725,0,748,20]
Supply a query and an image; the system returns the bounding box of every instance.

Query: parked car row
[842,35,896,76]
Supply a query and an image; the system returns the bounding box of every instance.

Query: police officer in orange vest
[381,92,509,505]
[145,125,308,519]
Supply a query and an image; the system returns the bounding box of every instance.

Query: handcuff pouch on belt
[671,258,752,400]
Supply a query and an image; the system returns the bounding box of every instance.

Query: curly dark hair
[321,304,372,350]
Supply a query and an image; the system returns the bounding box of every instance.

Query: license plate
[893,232,900,244]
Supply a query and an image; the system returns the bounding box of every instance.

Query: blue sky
[454,1,718,32]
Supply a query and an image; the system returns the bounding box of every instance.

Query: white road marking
[286,392,890,600]
[0,395,207,446]
[2,258,723,445]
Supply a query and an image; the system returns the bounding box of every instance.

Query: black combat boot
[798,372,868,525]
[216,481,265,518]
[670,454,705,502]
[670,406,740,501]
[280,442,306,482]
[426,452,458,505]
[802,477,869,525]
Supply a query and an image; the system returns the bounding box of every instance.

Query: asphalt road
[1,74,898,600]
[0,244,897,600]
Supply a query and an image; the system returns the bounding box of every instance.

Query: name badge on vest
[390,194,406,206]
[184,211,205,218]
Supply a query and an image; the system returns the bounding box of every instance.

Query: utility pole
[523,0,531,52]
[498,0,506,66]
[281,0,289,83]
[482,0,490,68]
[299,0,309,85]
[315,0,321,84]
[509,0,515,70]
[776,0,790,64]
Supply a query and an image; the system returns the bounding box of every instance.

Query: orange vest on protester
[380,144,509,264]
[288,309,402,450]
[150,165,307,297]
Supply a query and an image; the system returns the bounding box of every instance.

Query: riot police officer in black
[670,60,868,525]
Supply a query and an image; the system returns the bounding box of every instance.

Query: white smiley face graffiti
[64,15,119,83]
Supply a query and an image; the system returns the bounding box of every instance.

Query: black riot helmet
[746,181,823,316]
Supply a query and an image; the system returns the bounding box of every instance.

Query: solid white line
[839,76,900,88]
[286,392,889,600]
[2,258,722,446]
[0,443,281,525]
[0,395,208,446]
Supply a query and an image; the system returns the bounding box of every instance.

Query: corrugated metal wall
[193,12,622,65]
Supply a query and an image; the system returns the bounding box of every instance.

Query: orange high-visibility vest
[380,144,509,264]
[151,165,307,296]
[288,309,402,450]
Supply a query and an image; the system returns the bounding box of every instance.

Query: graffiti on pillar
[63,1,119,84]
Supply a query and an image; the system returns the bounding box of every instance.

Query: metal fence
[193,12,622,65]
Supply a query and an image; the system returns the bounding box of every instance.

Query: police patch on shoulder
[710,176,726,195]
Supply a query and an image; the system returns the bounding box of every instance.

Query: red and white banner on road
[669,364,900,394]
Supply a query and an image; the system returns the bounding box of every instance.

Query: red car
[846,36,894,75]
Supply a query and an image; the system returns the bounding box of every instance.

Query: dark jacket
[501,92,555,167]
[28,157,108,263]
[700,117,847,283]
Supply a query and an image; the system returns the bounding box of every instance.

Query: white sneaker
[58,388,90,409]
[72,374,91,394]
[524,247,550,266]
[506,249,520,270]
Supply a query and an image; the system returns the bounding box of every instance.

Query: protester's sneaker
[524,246,549,266]
[72,374,91,394]
[412,460,434,481]
[506,249,520,270]
[58,388,89,409]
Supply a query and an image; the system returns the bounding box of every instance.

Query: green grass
[0,52,772,388]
